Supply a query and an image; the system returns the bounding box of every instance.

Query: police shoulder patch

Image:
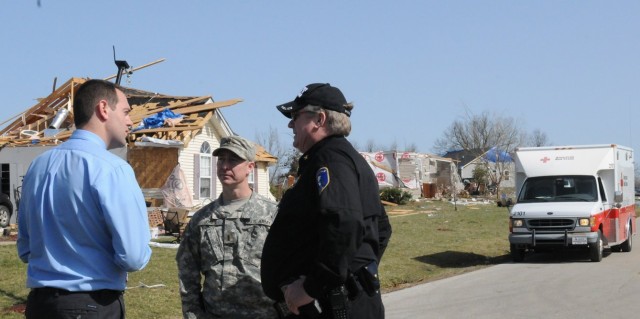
[316,167,330,194]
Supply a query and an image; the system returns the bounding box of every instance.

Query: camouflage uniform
[176,192,278,319]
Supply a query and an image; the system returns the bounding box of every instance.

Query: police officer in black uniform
[261,83,392,319]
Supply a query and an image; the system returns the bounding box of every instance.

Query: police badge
[316,167,330,194]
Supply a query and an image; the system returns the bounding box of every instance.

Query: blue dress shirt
[17,129,152,291]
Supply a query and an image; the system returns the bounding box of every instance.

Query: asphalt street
[383,225,640,319]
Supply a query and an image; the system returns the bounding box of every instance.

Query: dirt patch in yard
[0,234,17,242]
[3,303,26,315]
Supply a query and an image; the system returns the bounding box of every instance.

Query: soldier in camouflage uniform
[176,136,278,319]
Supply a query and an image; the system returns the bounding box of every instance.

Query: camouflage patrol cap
[212,136,256,161]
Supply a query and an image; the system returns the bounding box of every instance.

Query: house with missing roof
[360,150,464,198]
[0,77,277,225]
[443,147,515,192]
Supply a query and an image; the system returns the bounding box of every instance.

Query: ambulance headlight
[578,218,590,227]
[511,219,524,228]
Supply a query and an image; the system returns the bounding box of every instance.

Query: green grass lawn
[0,199,511,318]
[380,199,510,291]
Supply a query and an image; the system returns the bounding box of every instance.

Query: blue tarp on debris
[133,108,183,131]
[484,147,513,162]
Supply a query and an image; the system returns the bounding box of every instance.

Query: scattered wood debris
[0,77,276,165]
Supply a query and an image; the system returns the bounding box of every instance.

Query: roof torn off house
[0,76,277,227]
[360,151,463,198]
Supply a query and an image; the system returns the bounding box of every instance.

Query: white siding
[179,123,221,207]
[255,162,276,201]
[461,159,516,188]
[461,162,477,180]
[0,146,56,224]
[177,120,276,205]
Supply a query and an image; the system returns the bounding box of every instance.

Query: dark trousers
[348,291,384,319]
[26,287,125,319]
[286,292,385,319]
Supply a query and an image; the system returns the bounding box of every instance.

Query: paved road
[383,232,640,318]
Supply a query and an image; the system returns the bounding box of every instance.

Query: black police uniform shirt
[261,135,392,301]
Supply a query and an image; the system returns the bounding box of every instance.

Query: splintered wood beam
[195,111,214,127]
[131,126,204,134]
[182,129,200,148]
[21,112,57,132]
[9,129,72,144]
[130,98,240,125]
[170,99,242,115]
[129,96,212,122]
[381,200,398,206]
[129,99,239,133]
[0,77,85,135]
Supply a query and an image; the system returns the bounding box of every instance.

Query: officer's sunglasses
[291,111,317,121]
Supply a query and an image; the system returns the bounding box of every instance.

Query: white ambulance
[509,144,636,262]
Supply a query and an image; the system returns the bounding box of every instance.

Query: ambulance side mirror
[614,191,623,208]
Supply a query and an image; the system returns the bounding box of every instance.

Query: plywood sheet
[129,147,179,188]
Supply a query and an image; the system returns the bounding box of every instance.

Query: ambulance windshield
[518,175,598,202]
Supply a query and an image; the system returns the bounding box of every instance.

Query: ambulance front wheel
[589,230,603,262]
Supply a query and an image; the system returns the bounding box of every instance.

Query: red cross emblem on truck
[540,156,550,163]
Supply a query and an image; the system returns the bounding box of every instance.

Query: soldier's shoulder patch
[316,167,330,194]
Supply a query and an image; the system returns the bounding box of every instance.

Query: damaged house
[359,150,463,198]
[444,147,515,194]
[0,77,277,226]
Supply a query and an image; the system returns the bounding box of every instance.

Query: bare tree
[527,129,550,147]
[281,150,301,178]
[404,142,418,152]
[350,140,361,151]
[254,126,296,186]
[434,109,525,198]
[365,139,377,152]
[389,140,398,151]
[435,110,523,153]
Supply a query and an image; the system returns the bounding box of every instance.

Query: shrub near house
[380,188,413,205]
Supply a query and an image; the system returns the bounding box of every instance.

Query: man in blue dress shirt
[17,79,152,319]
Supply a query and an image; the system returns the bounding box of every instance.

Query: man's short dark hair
[73,79,121,128]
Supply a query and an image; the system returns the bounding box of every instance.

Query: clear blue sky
[2,1,639,154]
